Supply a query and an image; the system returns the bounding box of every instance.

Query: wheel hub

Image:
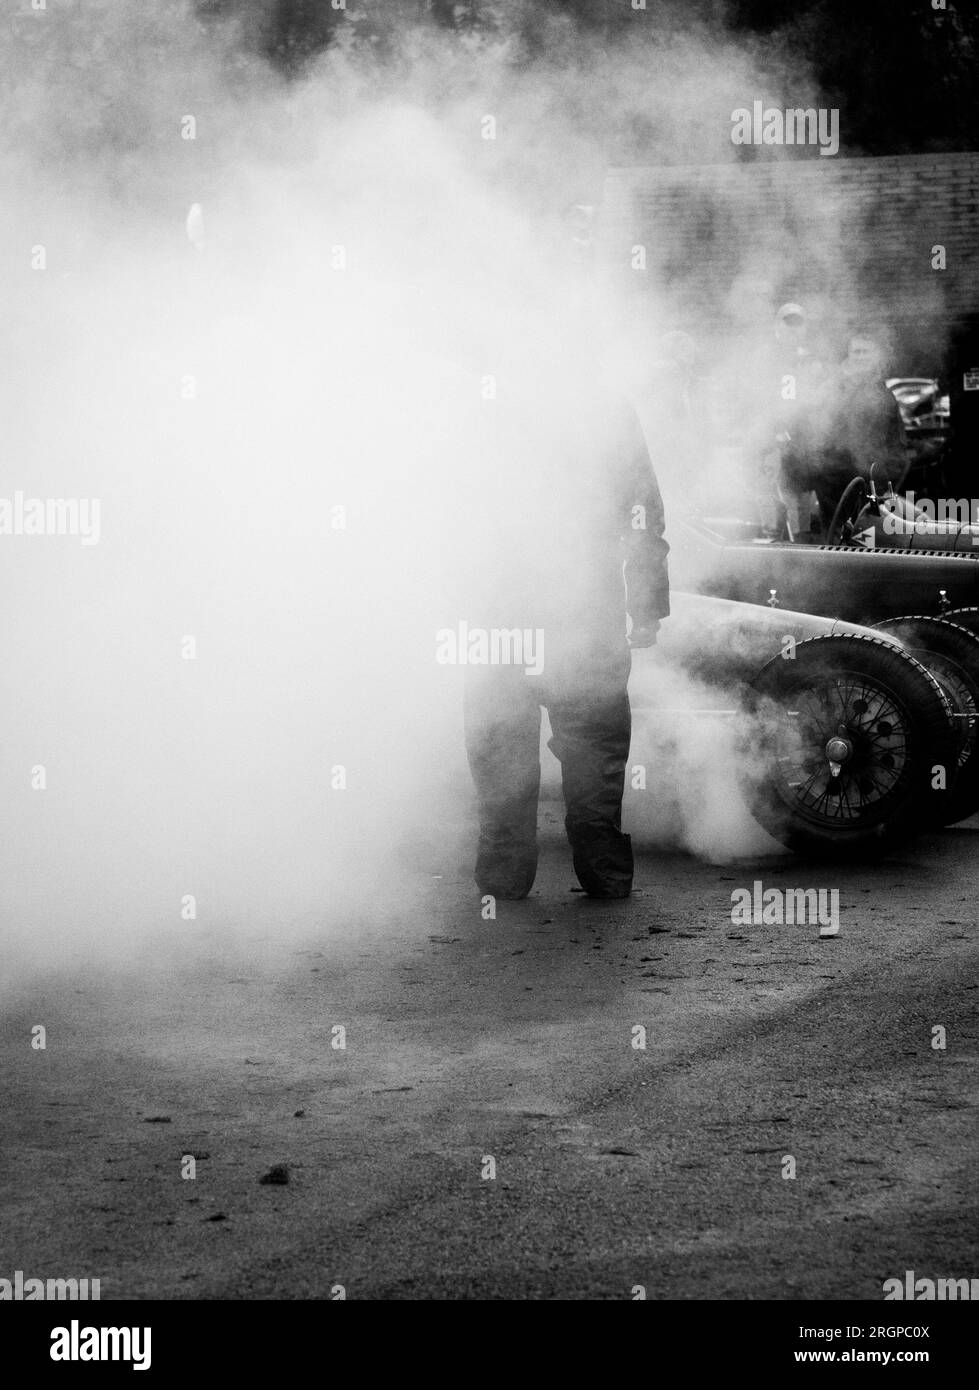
[825,730,854,776]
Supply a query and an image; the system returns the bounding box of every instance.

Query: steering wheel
[826,477,870,545]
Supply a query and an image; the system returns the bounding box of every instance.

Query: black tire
[872,615,979,826]
[746,633,955,857]
[944,606,979,639]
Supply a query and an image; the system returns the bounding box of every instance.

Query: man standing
[462,377,669,901]
[812,332,908,531]
[747,303,825,540]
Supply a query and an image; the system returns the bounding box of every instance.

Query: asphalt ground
[3,813,977,1302]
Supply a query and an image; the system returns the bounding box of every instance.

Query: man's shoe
[583,882,632,900]
[476,882,532,901]
[571,830,633,900]
[474,846,537,901]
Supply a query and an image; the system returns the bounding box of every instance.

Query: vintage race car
[661,518,979,840]
[623,592,960,859]
[671,511,979,623]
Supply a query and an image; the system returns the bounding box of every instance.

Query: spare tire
[747,633,954,857]
[872,615,979,826]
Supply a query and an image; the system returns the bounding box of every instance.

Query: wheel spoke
[765,672,912,826]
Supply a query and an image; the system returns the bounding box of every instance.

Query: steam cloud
[2,1,870,983]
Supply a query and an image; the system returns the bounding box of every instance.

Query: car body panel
[628,590,898,705]
[670,517,979,624]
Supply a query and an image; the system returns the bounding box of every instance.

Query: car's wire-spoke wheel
[873,615,979,826]
[775,679,908,823]
[747,634,954,857]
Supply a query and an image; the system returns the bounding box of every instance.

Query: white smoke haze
[0,2,859,985]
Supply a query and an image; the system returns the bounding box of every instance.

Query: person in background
[645,329,711,492]
[811,331,908,533]
[747,302,826,541]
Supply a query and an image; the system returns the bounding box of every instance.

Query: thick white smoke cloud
[2,1,849,983]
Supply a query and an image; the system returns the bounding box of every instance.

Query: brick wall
[600,154,979,331]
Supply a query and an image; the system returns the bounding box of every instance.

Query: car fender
[629,591,903,702]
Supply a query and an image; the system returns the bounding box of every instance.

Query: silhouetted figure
[460,371,669,900]
[746,303,826,539]
[812,332,908,531]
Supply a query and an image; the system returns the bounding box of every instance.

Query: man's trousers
[463,652,634,898]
